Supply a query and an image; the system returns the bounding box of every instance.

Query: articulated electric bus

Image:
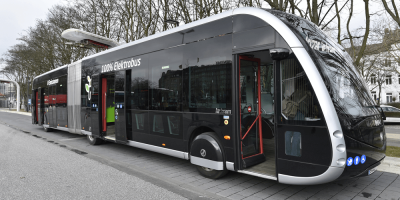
[31,7,386,185]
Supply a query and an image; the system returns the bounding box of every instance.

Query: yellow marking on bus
[162,143,166,146]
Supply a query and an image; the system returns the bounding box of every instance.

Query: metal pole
[9,83,11,110]
[26,77,29,112]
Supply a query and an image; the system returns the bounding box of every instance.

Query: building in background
[361,28,400,104]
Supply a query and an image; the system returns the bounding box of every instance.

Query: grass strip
[386,146,400,158]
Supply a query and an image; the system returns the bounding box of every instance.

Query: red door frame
[239,56,263,159]
[35,91,38,123]
[102,78,107,132]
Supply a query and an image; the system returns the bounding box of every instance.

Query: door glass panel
[240,58,261,158]
[105,74,115,137]
[280,58,322,123]
[135,113,146,130]
[153,115,164,133]
[167,116,180,135]
[260,64,274,122]
[285,131,301,157]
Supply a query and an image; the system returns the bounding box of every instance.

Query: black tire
[192,132,228,179]
[196,165,228,179]
[43,126,52,132]
[87,135,103,145]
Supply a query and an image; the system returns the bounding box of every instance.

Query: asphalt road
[385,124,400,134]
[0,123,187,199]
[385,124,400,147]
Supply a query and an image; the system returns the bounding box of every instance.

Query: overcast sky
[0,0,67,59]
[0,0,386,68]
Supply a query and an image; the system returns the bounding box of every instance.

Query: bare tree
[381,0,400,27]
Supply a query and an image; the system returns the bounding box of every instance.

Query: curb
[0,109,31,116]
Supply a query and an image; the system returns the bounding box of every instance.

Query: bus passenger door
[91,74,101,137]
[38,87,44,126]
[50,85,57,127]
[239,56,266,168]
[101,74,115,139]
[114,70,128,143]
[49,85,57,128]
[32,89,37,124]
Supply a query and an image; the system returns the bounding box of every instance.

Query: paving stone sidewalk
[2,109,400,200]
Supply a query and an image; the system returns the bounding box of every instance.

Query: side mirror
[270,48,290,60]
[375,106,386,120]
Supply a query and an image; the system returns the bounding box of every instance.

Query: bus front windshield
[266,10,381,126]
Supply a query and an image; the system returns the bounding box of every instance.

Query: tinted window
[130,55,149,110]
[183,35,232,113]
[149,47,183,111]
[149,112,182,138]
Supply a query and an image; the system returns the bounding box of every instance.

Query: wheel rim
[202,167,214,172]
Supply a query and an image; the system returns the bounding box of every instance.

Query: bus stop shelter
[0,79,20,112]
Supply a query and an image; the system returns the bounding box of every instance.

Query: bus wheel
[191,132,228,179]
[196,165,228,179]
[43,126,52,132]
[87,135,103,145]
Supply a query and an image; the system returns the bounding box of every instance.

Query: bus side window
[149,48,183,112]
[182,35,232,113]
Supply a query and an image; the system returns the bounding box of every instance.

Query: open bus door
[37,87,44,126]
[239,56,266,168]
[101,71,128,143]
[90,74,101,137]
[32,89,37,124]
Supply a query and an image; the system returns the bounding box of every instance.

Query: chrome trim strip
[56,126,69,132]
[191,156,224,170]
[238,170,277,180]
[226,162,235,171]
[278,166,344,185]
[43,124,49,128]
[80,130,92,135]
[104,136,116,141]
[127,140,188,160]
[183,153,190,160]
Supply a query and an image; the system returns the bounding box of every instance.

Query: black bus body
[31,7,386,185]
